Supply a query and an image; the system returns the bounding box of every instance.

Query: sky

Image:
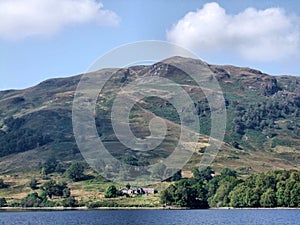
[1,0,300,90]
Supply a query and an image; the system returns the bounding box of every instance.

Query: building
[119,187,158,195]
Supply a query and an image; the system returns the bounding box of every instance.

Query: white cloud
[0,0,120,40]
[167,2,300,61]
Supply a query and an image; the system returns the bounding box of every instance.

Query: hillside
[0,56,299,177]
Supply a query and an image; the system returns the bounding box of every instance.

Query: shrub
[61,196,78,207]
[0,198,7,207]
[28,178,38,190]
[0,179,8,188]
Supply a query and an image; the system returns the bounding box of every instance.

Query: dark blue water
[0,209,299,225]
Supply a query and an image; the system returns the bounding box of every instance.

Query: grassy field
[0,168,171,207]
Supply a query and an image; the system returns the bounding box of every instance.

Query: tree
[62,196,78,207]
[260,188,276,207]
[208,176,240,207]
[229,184,259,207]
[105,185,118,198]
[40,191,48,202]
[220,168,237,178]
[206,176,222,198]
[65,162,85,182]
[42,157,58,175]
[63,187,71,198]
[283,178,296,207]
[42,180,68,199]
[21,192,43,207]
[175,181,190,207]
[28,178,38,190]
[0,198,7,207]
[276,186,286,207]
[165,169,182,182]
[160,179,209,209]
[254,173,276,195]
[160,185,175,206]
[41,167,48,180]
[290,171,300,182]
[290,183,300,207]
[193,167,214,182]
[55,163,65,174]
[0,178,8,188]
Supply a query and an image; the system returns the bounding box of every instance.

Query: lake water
[0,209,299,225]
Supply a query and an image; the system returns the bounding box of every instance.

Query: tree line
[161,168,300,208]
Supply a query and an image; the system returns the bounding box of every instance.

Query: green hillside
[0,56,299,177]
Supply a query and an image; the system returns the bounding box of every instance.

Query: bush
[0,198,7,207]
[28,178,38,190]
[61,196,78,207]
[21,192,43,207]
[0,179,8,188]
[105,185,119,198]
[63,187,71,198]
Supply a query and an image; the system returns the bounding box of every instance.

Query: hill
[0,56,299,178]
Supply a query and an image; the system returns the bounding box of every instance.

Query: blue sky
[1,0,300,90]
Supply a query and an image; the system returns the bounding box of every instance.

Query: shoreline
[0,206,165,211]
[0,206,299,211]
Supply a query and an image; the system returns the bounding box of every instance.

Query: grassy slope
[0,169,167,206]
